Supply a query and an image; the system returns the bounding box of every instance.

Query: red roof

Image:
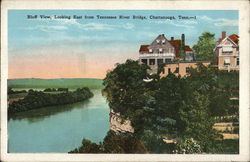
[168,40,181,57]
[139,45,149,53]
[229,34,239,45]
[217,34,239,45]
[184,45,193,52]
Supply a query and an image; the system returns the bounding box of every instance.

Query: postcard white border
[1,0,249,161]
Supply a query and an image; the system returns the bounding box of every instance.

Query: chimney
[171,37,174,41]
[181,34,185,47]
[222,31,226,39]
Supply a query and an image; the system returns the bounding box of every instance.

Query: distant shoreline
[8,78,104,89]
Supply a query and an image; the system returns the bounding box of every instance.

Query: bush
[173,138,202,154]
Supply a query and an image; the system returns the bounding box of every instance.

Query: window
[157,59,163,65]
[236,57,239,66]
[222,51,233,55]
[162,39,165,44]
[222,46,233,55]
[149,49,153,53]
[165,59,171,63]
[168,68,171,74]
[141,59,147,65]
[224,57,230,65]
[159,48,163,54]
[186,67,190,73]
[149,59,155,65]
[222,46,233,52]
[175,67,179,73]
[156,39,160,44]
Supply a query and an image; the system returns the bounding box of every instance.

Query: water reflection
[8,100,91,123]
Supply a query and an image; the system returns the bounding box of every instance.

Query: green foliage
[156,73,184,121]
[204,139,239,154]
[140,129,174,153]
[178,91,220,147]
[216,70,239,89]
[8,87,93,114]
[192,31,215,61]
[173,138,202,154]
[101,59,238,154]
[103,131,148,153]
[69,139,104,153]
[103,59,151,119]
[8,87,27,95]
[57,88,68,92]
[179,49,186,60]
[69,131,148,153]
[43,88,57,92]
[209,91,231,117]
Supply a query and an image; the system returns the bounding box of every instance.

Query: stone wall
[109,109,134,133]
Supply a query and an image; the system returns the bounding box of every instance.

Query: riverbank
[8,87,94,114]
[8,89,109,153]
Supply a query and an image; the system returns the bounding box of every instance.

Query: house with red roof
[214,31,239,71]
[139,34,195,73]
[138,34,213,76]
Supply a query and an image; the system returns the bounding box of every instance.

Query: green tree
[209,91,230,117]
[155,73,184,131]
[179,91,220,150]
[192,31,215,61]
[103,59,152,122]
[69,131,148,153]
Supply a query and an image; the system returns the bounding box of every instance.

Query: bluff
[109,109,134,133]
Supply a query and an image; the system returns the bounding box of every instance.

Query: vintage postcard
[1,0,249,161]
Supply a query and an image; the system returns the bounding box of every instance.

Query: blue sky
[8,10,238,79]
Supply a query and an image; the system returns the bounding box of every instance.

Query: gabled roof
[168,39,181,57]
[217,34,239,45]
[229,34,239,45]
[150,34,168,46]
[139,45,149,53]
[184,45,193,52]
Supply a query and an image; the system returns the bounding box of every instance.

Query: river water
[8,89,110,153]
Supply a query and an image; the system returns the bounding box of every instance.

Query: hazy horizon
[9,10,238,79]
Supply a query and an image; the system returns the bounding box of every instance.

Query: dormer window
[222,46,233,52]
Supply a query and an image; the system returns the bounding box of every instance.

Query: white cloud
[214,19,238,27]
[155,20,195,29]
[26,25,68,32]
[198,16,238,27]
[123,23,134,29]
[181,20,198,24]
